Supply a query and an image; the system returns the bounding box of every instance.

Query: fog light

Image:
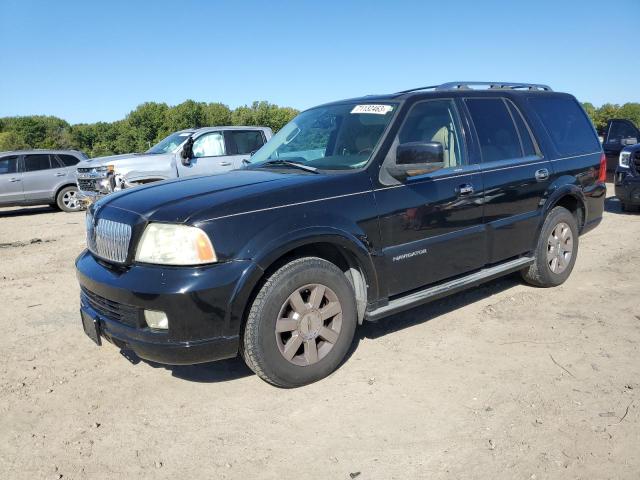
[144,310,168,330]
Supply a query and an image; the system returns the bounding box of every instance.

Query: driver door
[376,99,486,296]
[177,131,231,177]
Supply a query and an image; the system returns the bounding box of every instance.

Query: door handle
[55,172,66,177]
[219,161,232,167]
[535,168,549,181]
[9,178,21,183]
[456,183,474,196]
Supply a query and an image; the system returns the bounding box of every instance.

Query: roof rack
[396,81,552,94]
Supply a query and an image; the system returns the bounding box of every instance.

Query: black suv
[76,82,606,387]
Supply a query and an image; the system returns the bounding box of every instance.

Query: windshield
[249,102,397,170]
[146,131,192,154]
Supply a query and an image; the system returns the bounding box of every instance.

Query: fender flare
[224,226,379,336]
[537,183,587,236]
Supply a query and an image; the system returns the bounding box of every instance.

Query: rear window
[465,98,522,162]
[528,96,600,156]
[0,155,18,174]
[56,154,80,166]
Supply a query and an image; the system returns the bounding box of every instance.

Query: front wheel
[522,206,579,287]
[56,186,82,212]
[242,257,357,387]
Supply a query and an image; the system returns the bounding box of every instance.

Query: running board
[365,256,534,321]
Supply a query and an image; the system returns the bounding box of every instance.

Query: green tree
[231,101,298,132]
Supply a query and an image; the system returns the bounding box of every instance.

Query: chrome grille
[78,178,97,191]
[86,213,132,263]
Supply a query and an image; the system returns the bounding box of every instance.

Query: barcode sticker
[351,104,393,115]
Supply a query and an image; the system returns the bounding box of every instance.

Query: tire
[56,186,82,212]
[243,257,357,387]
[522,206,579,287]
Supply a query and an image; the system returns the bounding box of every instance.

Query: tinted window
[57,154,80,166]
[24,154,52,172]
[397,99,464,168]
[606,121,639,144]
[507,102,538,157]
[466,98,522,162]
[0,155,18,174]
[528,96,600,156]
[229,130,265,155]
[192,132,225,157]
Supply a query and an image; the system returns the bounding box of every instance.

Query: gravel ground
[1,184,639,480]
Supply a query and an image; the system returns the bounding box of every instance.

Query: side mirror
[180,137,194,165]
[387,142,445,180]
[622,137,638,146]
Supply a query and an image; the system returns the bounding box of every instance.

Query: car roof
[192,126,272,135]
[316,81,571,108]
[0,149,85,156]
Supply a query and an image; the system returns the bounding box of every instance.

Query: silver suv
[0,150,87,212]
[76,126,272,203]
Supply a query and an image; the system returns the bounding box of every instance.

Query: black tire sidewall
[535,207,579,286]
[252,259,357,387]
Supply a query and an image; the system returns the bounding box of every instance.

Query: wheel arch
[53,182,78,202]
[227,229,378,345]
[544,186,587,232]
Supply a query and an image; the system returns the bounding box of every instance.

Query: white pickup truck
[76,126,272,202]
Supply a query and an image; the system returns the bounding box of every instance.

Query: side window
[24,154,53,172]
[606,121,639,145]
[465,98,522,162]
[506,101,539,157]
[57,154,80,166]
[528,96,600,156]
[229,130,265,155]
[192,132,225,157]
[397,99,464,169]
[0,155,18,174]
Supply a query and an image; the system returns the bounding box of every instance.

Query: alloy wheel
[63,190,80,211]
[546,221,573,274]
[275,283,343,367]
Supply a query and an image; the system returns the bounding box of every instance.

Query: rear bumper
[614,169,640,205]
[76,250,252,365]
[580,182,606,235]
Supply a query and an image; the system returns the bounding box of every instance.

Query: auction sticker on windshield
[351,104,394,115]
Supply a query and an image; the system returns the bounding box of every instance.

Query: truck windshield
[146,132,192,154]
[249,102,397,170]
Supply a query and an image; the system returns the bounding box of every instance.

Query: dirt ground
[1,184,639,480]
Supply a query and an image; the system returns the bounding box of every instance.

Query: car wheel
[522,206,579,288]
[243,257,357,387]
[56,186,82,212]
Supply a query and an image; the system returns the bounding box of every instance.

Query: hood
[77,152,157,168]
[95,168,332,224]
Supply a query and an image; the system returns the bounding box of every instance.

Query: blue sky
[1,0,638,124]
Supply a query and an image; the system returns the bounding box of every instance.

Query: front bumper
[77,189,106,205]
[76,250,252,365]
[614,169,640,206]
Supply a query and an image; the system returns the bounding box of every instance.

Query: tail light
[597,152,607,183]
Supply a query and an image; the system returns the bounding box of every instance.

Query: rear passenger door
[0,155,23,204]
[465,97,550,263]
[22,154,65,201]
[224,130,267,169]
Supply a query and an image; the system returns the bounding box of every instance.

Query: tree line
[1,100,639,158]
[0,100,299,158]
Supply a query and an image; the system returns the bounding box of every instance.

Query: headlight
[135,223,217,265]
[619,151,630,167]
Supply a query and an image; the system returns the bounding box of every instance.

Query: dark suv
[76,82,606,387]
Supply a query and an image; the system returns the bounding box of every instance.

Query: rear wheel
[522,206,579,287]
[243,257,357,387]
[56,186,82,212]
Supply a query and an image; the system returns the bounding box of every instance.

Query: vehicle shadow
[0,206,58,217]
[122,273,522,385]
[120,349,253,383]
[604,196,638,214]
[355,273,521,342]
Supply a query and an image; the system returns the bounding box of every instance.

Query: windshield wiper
[258,159,319,174]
